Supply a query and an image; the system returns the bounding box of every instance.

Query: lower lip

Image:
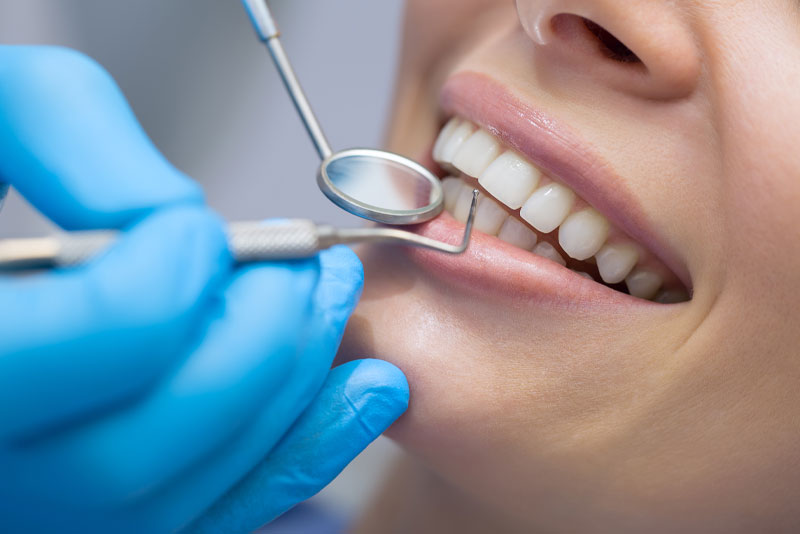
[406,210,655,312]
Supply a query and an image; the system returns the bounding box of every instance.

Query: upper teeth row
[433,117,670,301]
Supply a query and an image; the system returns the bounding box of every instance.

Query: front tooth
[497,218,538,250]
[532,241,567,266]
[595,242,639,284]
[473,197,508,235]
[625,269,663,300]
[436,120,477,165]
[442,177,464,213]
[453,129,502,177]
[433,118,462,162]
[558,209,610,261]
[453,184,476,223]
[520,183,576,233]
[478,151,541,210]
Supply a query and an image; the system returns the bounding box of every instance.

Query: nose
[516,0,701,100]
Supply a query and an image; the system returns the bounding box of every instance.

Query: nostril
[517,1,701,100]
[550,14,642,66]
[582,19,640,64]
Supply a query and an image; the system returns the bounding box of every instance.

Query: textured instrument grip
[228,220,321,261]
[36,220,322,269]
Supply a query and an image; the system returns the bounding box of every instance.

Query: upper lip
[437,71,691,289]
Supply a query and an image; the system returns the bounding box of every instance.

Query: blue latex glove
[0,45,409,533]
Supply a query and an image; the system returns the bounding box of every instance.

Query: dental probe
[0,191,478,271]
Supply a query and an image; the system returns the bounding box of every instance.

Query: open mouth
[433,117,687,303]
[414,74,690,304]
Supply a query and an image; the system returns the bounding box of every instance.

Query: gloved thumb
[185,359,409,534]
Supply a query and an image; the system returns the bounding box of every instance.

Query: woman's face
[340,0,800,530]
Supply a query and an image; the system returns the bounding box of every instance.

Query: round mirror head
[318,149,444,225]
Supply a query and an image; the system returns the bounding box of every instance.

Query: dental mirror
[242,0,444,225]
[0,1,478,272]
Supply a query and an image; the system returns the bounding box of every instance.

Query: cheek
[705,6,800,310]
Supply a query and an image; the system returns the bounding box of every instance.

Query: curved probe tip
[455,189,480,253]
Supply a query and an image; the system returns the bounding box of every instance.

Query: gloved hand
[0,45,408,533]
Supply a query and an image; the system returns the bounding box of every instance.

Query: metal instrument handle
[242,0,333,160]
[0,192,478,271]
[0,221,323,271]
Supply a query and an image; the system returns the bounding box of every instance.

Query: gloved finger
[0,205,231,442]
[8,259,320,507]
[0,46,201,230]
[112,247,365,533]
[187,359,410,534]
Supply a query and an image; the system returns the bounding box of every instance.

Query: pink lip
[402,72,690,308]
[435,71,690,290]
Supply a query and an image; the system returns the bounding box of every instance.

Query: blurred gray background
[0,0,404,520]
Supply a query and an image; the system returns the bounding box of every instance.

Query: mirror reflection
[323,154,437,211]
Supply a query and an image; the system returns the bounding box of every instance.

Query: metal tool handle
[230,220,321,261]
[0,220,324,271]
[0,192,479,272]
[241,0,334,160]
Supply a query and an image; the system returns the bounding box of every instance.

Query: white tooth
[453,129,502,177]
[442,177,464,213]
[497,218,538,250]
[473,197,508,235]
[437,120,477,165]
[453,184,476,223]
[595,242,639,284]
[433,118,462,163]
[574,271,594,281]
[558,209,610,261]
[532,241,567,266]
[478,151,542,210]
[655,289,690,304]
[625,269,663,300]
[520,183,576,233]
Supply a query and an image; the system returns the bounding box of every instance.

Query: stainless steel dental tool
[241,0,452,226]
[0,0,478,271]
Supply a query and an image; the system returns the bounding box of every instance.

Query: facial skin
[340,1,800,532]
